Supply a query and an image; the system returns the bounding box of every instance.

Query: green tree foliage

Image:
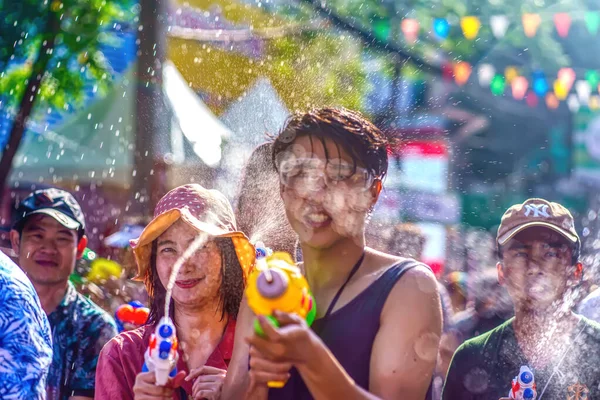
[0,0,133,113]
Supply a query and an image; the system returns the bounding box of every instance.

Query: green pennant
[585,12,600,35]
[490,74,506,96]
[373,18,391,41]
[586,70,600,89]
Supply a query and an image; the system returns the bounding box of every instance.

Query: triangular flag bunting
[433,18,450,40]
[401,19,420,44]
[523,14,541,37]
[554,80,569,100]
[586,70,600,88]
[557,67,576,92]
[478,64,495,87]
[576,80,591,104]
[490,15,510,39]
[554,13,571,38]
[586,12,600,35]
[567,94,580,112]
[512,77,529,100]
[454,62,472,86]
[461,16,481,40]
[505,66,519,83]
[546,93,559,109]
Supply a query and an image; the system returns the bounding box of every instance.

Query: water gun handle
[253,295,316,389]
[142,348,178,386]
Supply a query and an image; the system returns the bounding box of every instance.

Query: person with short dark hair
[443,198,600,399]
[10,188,118,400]
[96,184,254,400]
[223,107,442,400]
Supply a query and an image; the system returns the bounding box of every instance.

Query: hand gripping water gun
[142,316,179,386]
[245,242,317,388]
[508,366,537,400]
[115,301,150,332]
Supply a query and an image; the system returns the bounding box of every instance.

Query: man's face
[499,227,575,311]
[11,214,81,286]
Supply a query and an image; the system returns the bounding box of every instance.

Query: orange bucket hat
[130,184,255,283]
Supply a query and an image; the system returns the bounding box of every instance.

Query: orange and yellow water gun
[246,242,317,387]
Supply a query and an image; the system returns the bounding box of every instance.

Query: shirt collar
[48,281,78,320]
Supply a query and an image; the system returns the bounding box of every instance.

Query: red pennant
[442,62,454,82]
[526,92,539,107]
[512,76,529,100]
[554,13,572,38]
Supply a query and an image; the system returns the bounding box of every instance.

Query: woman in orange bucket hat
[96,184,255,400]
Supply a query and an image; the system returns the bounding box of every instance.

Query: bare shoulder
[367,247,436,290]
[382,261,440,319]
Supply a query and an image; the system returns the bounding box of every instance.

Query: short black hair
[272,107,390,181]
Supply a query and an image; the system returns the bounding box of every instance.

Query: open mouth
[175,278,204,289]
[35,260,59,267]
[303,210,332,228]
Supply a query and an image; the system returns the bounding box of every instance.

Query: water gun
[245,242,317,388]
[142,316,179,386]
[508,366,537,399]
[115,301,150,332]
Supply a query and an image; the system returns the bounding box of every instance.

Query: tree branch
[298,0,443,76]
[0,7,61,191]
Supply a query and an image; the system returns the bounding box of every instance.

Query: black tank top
[267,259,432,399]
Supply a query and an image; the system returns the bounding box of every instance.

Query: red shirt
[95,321,236,400]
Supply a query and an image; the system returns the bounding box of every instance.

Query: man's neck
[301,236,366,293]
[33,281,69,315]
[173,301,228,353]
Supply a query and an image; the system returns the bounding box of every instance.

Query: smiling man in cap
[443,198,600,399]
[10,188,117,400]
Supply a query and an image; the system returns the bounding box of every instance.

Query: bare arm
[296,266,442,400]
[221,297,256,400]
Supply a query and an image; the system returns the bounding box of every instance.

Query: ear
[497,261,506,285]
[573,262,583,281]
[76,236,88,259]
[9,230,20,254]
[370,179,382,205]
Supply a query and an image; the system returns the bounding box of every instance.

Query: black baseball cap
[13,188,86,236]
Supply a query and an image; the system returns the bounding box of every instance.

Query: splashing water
[163,232,209,319]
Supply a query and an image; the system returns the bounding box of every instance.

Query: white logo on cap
[524,204,550,218]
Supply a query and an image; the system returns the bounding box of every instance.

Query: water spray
[143,232,209,386]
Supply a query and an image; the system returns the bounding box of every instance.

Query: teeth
[307,213,329,223]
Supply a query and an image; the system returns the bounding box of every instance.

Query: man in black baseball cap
[10,188,117,400]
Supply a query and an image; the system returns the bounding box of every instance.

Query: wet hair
[271,107,390,181]
[387,223,426,260]
[235,142,298,256]
[146,237,244,325]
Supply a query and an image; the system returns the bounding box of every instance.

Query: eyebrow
[157,239,176,247]
[507,242,530,250]
[24,223,73,236]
